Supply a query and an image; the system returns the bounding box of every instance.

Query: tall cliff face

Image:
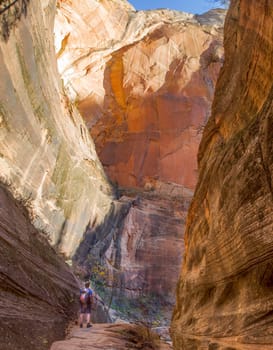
[0,0,114,258]
[0,0,114,348]
[54,0,225,320]
[55,0,224,191]
[75,191,189,317]
[171,0,273,348]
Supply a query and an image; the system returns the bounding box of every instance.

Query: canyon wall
[0,184,79,350]
[171,0,273,348]
[0,0,112,348]
[55,0,224,316]
[55,0,225,191]
[0,0,226,346]
[0,0,114,258]
[74,191,190,318]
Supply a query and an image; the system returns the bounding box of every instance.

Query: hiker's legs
[86,305,92,327]
[79,304,86,327]
[79,313,84,326]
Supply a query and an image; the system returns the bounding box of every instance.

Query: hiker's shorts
[80,304,91,314]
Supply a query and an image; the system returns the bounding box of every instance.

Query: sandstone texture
[0,1,226,348]
[0,182,110,350]
[0,0,114,259]
[75,190,190,316]
[55,0,225,191]
[107,195,185,304]
[171,0,273,349]
[0,1,113,348]
[0,185,79,350]
[54,0,225,324]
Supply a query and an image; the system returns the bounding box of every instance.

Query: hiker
[79,281,93,328]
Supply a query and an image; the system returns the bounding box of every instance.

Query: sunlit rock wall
[55,0,225,191]
[171,0,273,348]
[54,0,225,318]
[0,0,114,258]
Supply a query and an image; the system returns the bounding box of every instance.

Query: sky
[129,0,225,15]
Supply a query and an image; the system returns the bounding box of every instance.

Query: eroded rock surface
[0,0,114,259]
[0,1,113,347]
[54,0,225,323]
[171,0,273,348]
[107,195,186,304]
[75,190,190,316]
[55,1,224,191]
[0,185,78,350]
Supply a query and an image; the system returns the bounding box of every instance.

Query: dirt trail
[50,323,172,350]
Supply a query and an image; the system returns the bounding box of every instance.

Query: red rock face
[54,0,225,323]
[55,2,224,191]
[171,0,273,348]
[93,27,222,189]
[105,195,187,303]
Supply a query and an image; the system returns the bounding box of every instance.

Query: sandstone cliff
[0,0,114,258]
[0,0,113,348]
[74,191,189,318]
[54,0,224,320]
[0,185,79,350]
[171,0,273,348]
[0,0,225,347]
[55,0,224,191]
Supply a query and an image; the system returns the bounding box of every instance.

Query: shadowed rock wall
[75,192,189,307]
[0,184,79,350]
[171,0,273,348]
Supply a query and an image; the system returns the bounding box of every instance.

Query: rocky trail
[50,323,172,350]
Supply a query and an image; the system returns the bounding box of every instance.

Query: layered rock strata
[171,0,273,348]
[0,0,114,348]
[0,185,78,350]
[0,0,114,258]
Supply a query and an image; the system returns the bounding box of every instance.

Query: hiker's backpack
[79,288,91,305]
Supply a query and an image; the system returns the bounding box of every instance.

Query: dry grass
[122,323,161,349]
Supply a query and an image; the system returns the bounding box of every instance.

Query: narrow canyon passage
[1,0,273,349]
[54,0,224,328]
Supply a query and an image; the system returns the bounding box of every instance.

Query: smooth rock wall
[55,0,225,191]
[0,0,113,258]
[75,191,189,303]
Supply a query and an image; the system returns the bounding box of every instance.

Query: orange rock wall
[95,25,223,189]
[55,2,224,190]
[54,0,225,323]
[171,0,273,348]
